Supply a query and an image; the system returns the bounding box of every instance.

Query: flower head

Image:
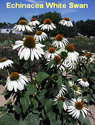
[64,17,70,21]
[13,36,45,61]
[29,18,40,26]
[18,20,28,25]
[59,17,73,27]
[24,36,36,48]
[31,18,37,21]
[53,55,62,65]
[10,72,19,80]
[54,95,68,111]
[68,98,88,119]
[54,85,67,110]
[34,30,47,42]
[39,18,56,31]
[69,81,82,95]
[65,44,75,52]
[58,85,67,96]
[0,57,13,69]
[6,72,28,92]
[52,34,68,48]
[77,78,89,87]
[65,44,79,63]
[44,18,52,24]
[45,47,57,60]
[57,48,68,59]
[13,20,34,32]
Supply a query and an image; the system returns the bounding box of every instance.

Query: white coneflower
[69,81,82,95]
[62,59,74,70]
[78,96,87,103]
[52,55,62,65]
[0,58,13,69]
[65,44,79,63]
[57,48,72,69]
[57,48,68,57]
[13,20,34,32]
[77,78,89,87]
[39,18,56,31]
[47,56,73,71]
[58,85,67,96]
[59,17,73,27]
[68,98,88,119]
[45,47,57,60]
[34,31,47,42]
[29,18,40,27]
[79,55,87,61]
[54,94,68,111]
[57,47,77,70]
[46,55,65,71]
[52,34,68,48]
[6,72,28,92]
[13,36,45,61]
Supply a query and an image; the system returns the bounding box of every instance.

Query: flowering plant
[0,17,95,125]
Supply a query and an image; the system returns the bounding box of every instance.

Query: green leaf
[78,113,84,124]
[91,94,95,103]
[72,75,78,81]
[57,101,63,113]
[91,84,95,90]
[36,72,49,84]
[18,119,26,125]
[41,109,46,119]
[38,90,47,105]
[20,95,29,113]
[83,117,91,125]
[93,94,95,99]
[21,113,40,125]
[89,76,95,83]
[56,76,63,89]
[78,114,91,125]
[26,84,37,95]
[56,118,62,125]
[91,97,95,103]
[47,60,54,71]
[45,99,54,113]
[0,113,18,125]
[31,98,38,109]
[32,110,40,114]
[47,111,56,125]
[14,102,21,114]
[86,94,91,103]
[89,63,95,73]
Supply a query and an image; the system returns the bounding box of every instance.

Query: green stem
[6,69,9,76]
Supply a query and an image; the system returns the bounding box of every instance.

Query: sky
[0,0,95,23]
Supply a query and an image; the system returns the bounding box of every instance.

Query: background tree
[76,20,95,37]
[16,17,27,24]
[0,22,7,28]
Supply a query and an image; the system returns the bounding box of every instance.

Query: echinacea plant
[1,17,95,125]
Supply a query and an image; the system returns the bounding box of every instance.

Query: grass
[68,37,95,53]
